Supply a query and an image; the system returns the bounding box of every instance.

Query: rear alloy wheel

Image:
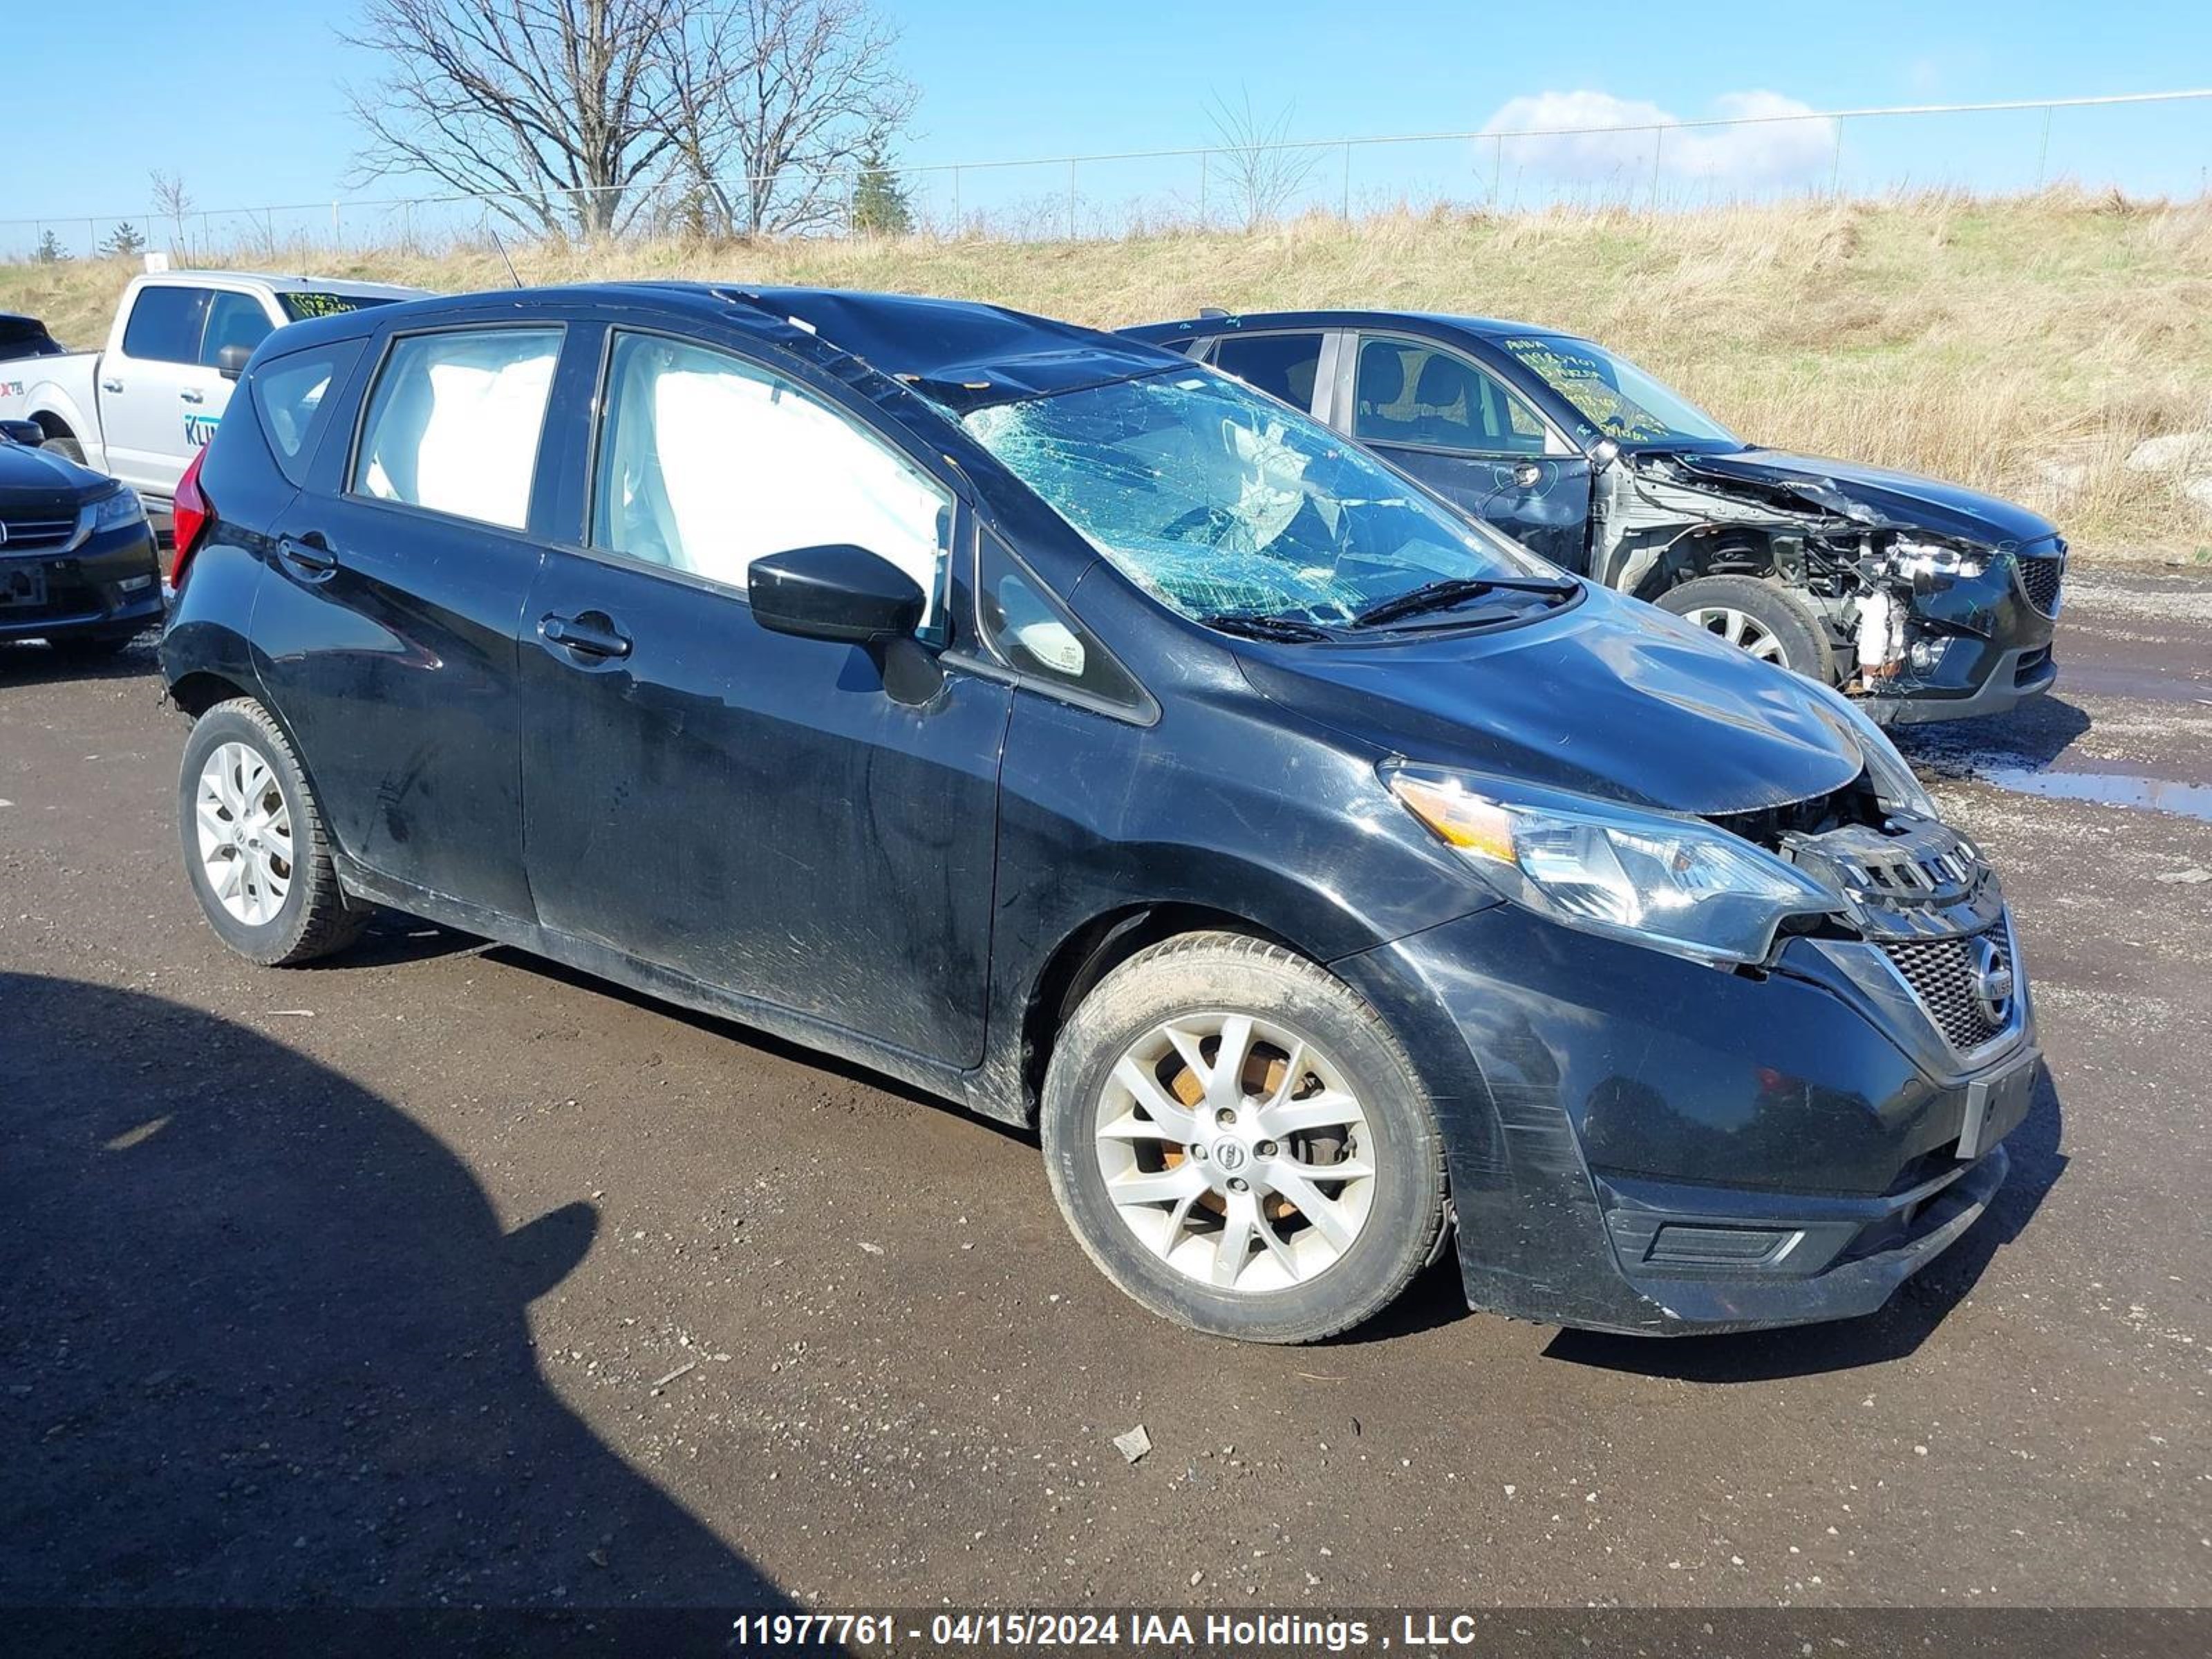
[1657,573,1835,683]
[178,699,366,966]
[1043,932,1447,1343]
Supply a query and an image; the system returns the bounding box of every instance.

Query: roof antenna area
[486,226,523,289]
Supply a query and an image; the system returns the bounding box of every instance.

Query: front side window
[1497,335,1736,447]
[962,366,1553,628]
[592,332,952,626]
[200,292,273,368]
[120,286,214,365]
[1210,332,1324,413]
[1353,338,1549,454]
[351,329,561,529]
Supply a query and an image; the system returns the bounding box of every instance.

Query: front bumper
[1335,903,2040,1336]
[1861,544,2063,727]
[0,513,164,644]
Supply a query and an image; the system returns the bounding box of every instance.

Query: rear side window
[350,328,562,530]
[1210,332,1324,413]
[200,292,273,368]
[591,330,953,626]
[120,285,214,364]
[252,339,366,483]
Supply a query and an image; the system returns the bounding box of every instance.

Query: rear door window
[252,339,366,482]
[350,328,562,530]
[120,285,215,364]
[200,291,274,368]
[590,330,953,628]
[1353,337,1552,454]
[1210,332,1325,413]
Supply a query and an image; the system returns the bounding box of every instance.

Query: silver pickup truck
[0,270,425,522]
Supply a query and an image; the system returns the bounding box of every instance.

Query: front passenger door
[518,328,1012,1067]
[1347,335,1592,569]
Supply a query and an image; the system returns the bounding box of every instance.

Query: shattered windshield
[1498,336,1736,447]
[960,368,1553,628]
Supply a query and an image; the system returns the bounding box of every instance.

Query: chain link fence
[7,88,2210,264]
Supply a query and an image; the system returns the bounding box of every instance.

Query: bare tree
[151,170,194,259]
[662,0,917,238]
[341,0,693,239]
[1205,91,1322,229]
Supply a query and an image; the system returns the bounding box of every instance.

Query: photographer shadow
[0,970,792,1635]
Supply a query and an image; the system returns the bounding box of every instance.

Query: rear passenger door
[252,319,571,926]
[516,324,1011,1067]
[1342,333,1593,569]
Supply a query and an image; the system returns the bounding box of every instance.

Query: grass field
[6,189,2209,561]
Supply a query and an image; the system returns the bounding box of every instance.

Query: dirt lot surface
[3,570,2208,1619]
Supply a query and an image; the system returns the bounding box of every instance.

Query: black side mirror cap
[215,343,254,382]
[0,418,44,447]
[748,543,926,645]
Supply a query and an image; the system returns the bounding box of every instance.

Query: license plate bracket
[0,566,49,609]
[1958,1047,2040,1160]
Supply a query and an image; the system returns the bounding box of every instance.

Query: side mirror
[0,418,44,448]
[1588,438,1621,471]
[748,543,924,645]
[215,343,254,382]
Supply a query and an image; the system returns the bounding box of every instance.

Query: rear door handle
[277,533,338,575]
[180,388,206,405]
[541,610,632,661]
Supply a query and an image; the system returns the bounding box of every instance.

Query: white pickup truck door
[100,285,272,501]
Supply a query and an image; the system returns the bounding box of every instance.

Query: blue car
[160,286,2037,1342]
[1125,310,2063,724]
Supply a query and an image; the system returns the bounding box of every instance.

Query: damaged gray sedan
[1126,310,2062,724]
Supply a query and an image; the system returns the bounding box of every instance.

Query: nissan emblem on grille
[1969,936,2016,1027]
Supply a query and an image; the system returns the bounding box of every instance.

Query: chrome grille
[2016,552,2063,615]
[0,511,79,553]
[1881,922,2016,1052]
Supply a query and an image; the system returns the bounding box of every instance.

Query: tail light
[169,447,212,590]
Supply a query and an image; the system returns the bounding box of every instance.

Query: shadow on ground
[0,971,789,1627]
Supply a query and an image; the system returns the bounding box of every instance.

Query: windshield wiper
[1350,575,1577,630]
[1199,611,1337,643]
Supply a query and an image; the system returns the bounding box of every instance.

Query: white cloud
[1479,90,1837,190]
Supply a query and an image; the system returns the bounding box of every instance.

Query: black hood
[0,437,108,514]
[1236,585,1867,816]
[1671,449,2056,548]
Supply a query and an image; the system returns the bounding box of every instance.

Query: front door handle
[541,610,632,661]
[277,533,338,575]
[100,379,124,394]
[180,388,206,405]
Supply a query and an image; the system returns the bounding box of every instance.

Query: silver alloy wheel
[1093,1011,1376,1293]
[194,740,295,927]
[1682,605,1787,663]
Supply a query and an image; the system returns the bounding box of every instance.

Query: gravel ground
[1,572,2208,1620]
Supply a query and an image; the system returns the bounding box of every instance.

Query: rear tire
[178,699,366,966]
[1658,573,1835,683]
[1041,932,1448,1344]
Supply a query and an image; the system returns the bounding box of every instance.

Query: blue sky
[6,0,2207,236]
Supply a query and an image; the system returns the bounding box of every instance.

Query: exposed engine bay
[1590,449,2061,706]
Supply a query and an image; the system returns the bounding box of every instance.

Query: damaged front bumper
[1853,537,2065,725]
[1335,892,2040,1338]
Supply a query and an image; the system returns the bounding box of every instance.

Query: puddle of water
[1974,765,2212,823]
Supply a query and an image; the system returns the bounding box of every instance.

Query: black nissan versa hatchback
[160,285,2042,1344]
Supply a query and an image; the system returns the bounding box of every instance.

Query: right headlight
[1384,762,1838,968]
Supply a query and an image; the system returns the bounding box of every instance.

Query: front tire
[42,433,87,466]
[1657,573,1835,682]
[1041,932,1448,1343]
[178,699,366,966]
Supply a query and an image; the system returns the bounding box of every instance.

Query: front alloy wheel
[1043,932,1447,1343]
[1095,1012,1376,1292]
